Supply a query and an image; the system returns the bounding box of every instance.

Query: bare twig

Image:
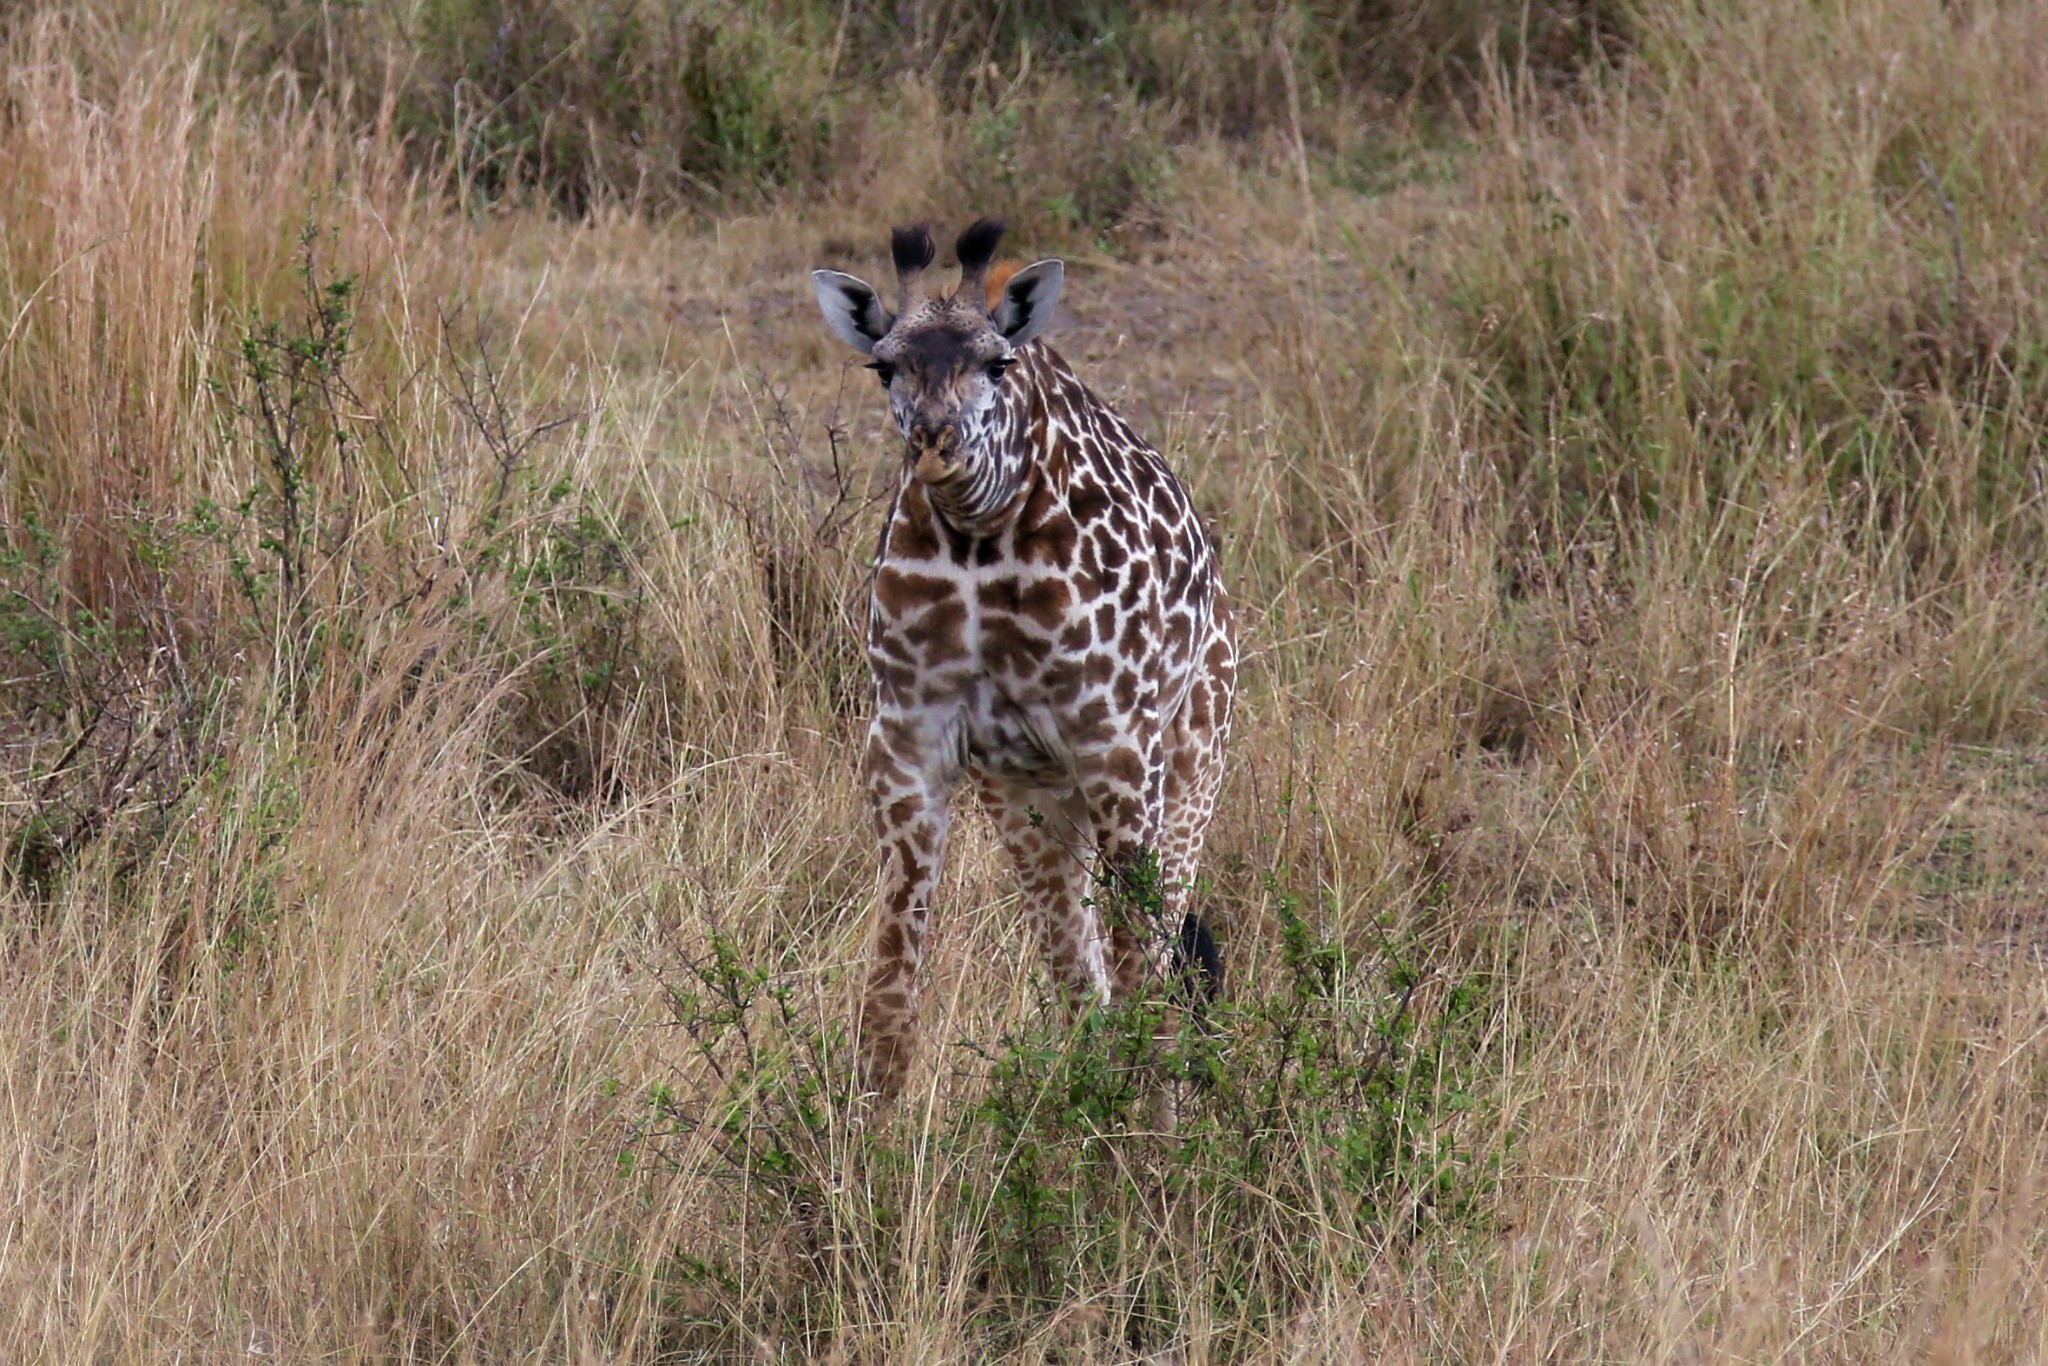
[440,312,589,538]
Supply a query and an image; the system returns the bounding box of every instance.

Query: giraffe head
[812,219,1063,487]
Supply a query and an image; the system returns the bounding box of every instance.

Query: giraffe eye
[866,360,897,386]
[985,358,1014,382]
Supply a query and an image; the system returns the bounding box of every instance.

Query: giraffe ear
[811,270,893,353]
[993,259,1063,347]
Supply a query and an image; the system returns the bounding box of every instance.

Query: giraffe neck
[907,345,1052,534]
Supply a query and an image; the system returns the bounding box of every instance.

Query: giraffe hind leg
[975,776,1113,1010]
[1160,669,1232,1012]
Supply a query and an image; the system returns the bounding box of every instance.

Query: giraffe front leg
[859,718,955,1100]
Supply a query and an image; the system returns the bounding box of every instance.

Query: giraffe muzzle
[908,425,964,485]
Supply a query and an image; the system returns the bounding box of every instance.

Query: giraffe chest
[869,548,1143,783]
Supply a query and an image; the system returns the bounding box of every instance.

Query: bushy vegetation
[3,0,2047,1359]
[637,876,1495,1356]
[244,0,1622,224]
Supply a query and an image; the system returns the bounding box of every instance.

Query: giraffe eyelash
[865,360,897,385]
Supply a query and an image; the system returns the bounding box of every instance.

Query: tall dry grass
[3,0,2048,1360]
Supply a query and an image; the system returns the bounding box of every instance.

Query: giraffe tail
[1171,914,1224,1089]
[1173,913,1223,1006]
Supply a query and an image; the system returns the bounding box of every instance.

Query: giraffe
[811,218,1236,1099]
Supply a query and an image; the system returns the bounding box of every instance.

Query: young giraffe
[812,219,1235,1099]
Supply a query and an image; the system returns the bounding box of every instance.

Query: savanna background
[3,0,2046,1359]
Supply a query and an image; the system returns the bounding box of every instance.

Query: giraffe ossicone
[810,218,1236,1100]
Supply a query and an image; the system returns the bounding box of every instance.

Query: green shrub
[634,875,1500,1356]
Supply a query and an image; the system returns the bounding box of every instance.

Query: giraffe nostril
[910,424,957,457]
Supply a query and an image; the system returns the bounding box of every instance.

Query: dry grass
[4,0,2048,1360]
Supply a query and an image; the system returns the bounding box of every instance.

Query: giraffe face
[812,221,1063,487]
[868,306,1014,484]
